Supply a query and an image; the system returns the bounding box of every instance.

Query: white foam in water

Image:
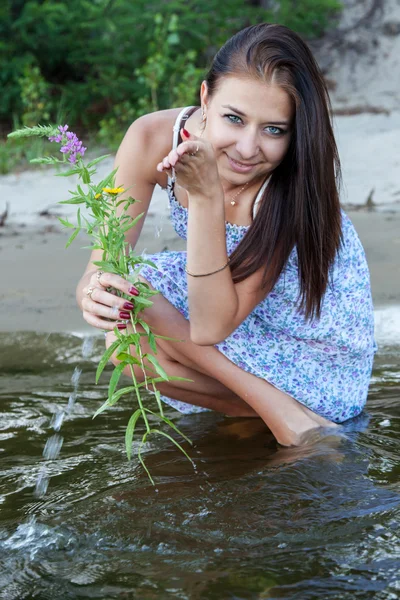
[82,336,95,359]
[33,338,89,499]
[71,367,82,387]
[35,469,49,498]
[43,434,64,460]
[50,410,65,432]
[374,306,400,347]
[67,391,77,414]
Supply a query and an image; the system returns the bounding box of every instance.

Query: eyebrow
[222,104,290,126]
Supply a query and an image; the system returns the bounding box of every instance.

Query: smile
[226,155,260,173]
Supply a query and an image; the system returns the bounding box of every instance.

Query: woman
[76,23,376,446]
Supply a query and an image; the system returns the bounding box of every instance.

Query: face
[200,75,294,186]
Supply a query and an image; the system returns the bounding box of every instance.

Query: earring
[201,108,206,122]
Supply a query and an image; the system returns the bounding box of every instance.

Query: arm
[76,114,159,311]
[186,190,267,345]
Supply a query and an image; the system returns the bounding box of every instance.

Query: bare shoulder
[119,108,184,187]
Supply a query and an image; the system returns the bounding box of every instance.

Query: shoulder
[120,108,185,187]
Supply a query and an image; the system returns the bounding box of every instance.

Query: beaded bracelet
[185,258,230,278]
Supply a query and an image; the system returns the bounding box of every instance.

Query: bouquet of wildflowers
[8,124,193,484]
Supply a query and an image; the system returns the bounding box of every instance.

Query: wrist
[188,184,224,205]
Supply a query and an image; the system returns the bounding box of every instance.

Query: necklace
[229,182,250,206]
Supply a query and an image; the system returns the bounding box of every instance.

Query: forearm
[186,190,239,344]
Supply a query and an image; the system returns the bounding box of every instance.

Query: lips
[227,155,259,173]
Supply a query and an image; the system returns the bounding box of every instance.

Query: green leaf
[138,435,155,485]
[96,339,120,383]
[81,167,91,184]
[93,398,111,419]
[65,227,80,248]
[58,197,85,205]
[108,362,126,399]
[114,352,140,365]
[121,212,145,232]
[134,296,154,308]
[148,331,157,354]
[55,167,81,177]
[87,154,110,168]
[98,167,118,190]
[154,333,183,342]
[153,429,194,465]
[76,208,81,228]
[153,389,164,418]
[58,217,75,229]
[125,409,142,460]
[160,415,192,445]
[146,354,168,380]
[137,375,193,388]
[137,319,150,335]
[110,385,136,404]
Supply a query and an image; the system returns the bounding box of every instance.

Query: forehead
[210,75,294,122]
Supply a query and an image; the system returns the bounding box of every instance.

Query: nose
[235,128,260,161]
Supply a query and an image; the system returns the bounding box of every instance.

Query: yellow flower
[102,186,125,195]
[95,193,101,199]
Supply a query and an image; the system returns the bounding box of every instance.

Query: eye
[265,126,285,136]
[224,114,243,125]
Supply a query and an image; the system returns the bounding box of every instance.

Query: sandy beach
[1,114,399,342]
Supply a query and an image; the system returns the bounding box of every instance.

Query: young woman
[76,23,376,446]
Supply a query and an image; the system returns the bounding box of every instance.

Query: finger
[167,148,180,167]
[82,287,135,316]
[176,141,200,158]
[93,272,140,298]
[162,157,171,170]
[83,311,129,332]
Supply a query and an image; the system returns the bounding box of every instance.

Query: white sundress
[136,107,377,422]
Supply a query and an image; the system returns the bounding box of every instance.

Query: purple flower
[48,124,86,163]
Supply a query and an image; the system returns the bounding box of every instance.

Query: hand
[82,270,139,331]
[156,129,220,196]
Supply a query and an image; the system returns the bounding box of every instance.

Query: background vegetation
[1,0,341,172]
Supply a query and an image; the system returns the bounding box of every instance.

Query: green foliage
[275,0,342,38]
[18,63,52,127]
[1,0,342,168]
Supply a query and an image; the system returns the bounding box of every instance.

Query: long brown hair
[205,23,342,319]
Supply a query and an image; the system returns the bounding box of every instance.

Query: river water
[0,316,400,599]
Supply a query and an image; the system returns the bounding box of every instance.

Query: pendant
[230,200,236,206]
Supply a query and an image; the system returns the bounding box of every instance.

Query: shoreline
[2,203,400,337]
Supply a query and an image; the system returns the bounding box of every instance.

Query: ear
[200,80,209,111]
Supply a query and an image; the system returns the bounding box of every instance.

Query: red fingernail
[182,128,190,137]
[128,286,139,296]
[123,301,134,310]
[119,311,131,319]
[117,323,127,330]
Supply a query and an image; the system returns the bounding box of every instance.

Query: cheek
[207,124,236,152]
[263,137,291,163]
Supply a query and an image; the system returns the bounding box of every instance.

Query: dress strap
[252,177,270,220]
[169,106,198,186]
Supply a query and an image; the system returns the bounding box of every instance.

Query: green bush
[1,0,341,166]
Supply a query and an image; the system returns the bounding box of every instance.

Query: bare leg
[106,328,257,417]
[108,279,337,446]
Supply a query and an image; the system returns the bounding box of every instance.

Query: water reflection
[0,332,399,599]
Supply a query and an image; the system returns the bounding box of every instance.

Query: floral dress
[136,107,377,422]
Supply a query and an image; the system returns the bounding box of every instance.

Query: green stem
[129,361,150,433]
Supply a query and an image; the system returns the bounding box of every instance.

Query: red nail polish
[117,323,127,330]
[123,301,134,310]
[128,286,139,296]
[182,128,190,137]
[119,311,131,319]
